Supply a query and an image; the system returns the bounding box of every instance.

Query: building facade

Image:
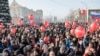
[43,15,58,23]
[10,0,43,24]
[66,9,87,22]
[66,9,100,22]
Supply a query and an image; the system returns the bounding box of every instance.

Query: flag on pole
[90,12,100,19]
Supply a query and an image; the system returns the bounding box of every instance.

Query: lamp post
[81,1,89,22]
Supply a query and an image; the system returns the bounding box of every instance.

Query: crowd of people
[0,21,100,56]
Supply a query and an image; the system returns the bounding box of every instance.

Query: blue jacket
[66,39,70,48]
[83,36,87,48]
[0,43,3,49]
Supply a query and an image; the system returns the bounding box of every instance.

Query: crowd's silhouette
[0,20,100,56]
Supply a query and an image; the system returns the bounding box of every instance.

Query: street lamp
[81,1,89,22]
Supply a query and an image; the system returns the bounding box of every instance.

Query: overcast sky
[9,0,100,18]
